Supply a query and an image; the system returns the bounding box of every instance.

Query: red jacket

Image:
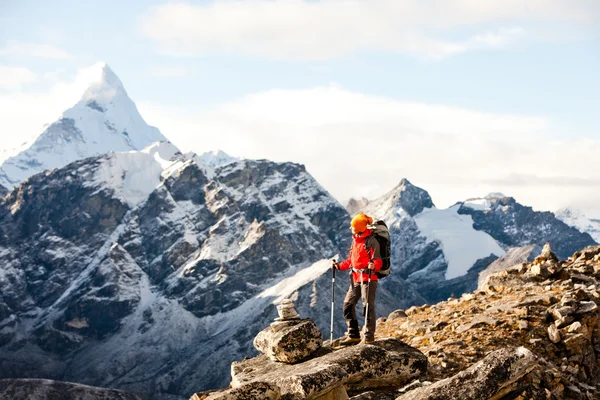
[338,229,383,282]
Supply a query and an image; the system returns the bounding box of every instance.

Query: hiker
[332,212,382,345]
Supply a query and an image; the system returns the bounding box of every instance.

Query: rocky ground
[194,244,600,400]
[378,244,600,399]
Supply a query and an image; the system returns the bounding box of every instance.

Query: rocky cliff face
[0,184,7,198]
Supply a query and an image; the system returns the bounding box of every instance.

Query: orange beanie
[351,213,373,233]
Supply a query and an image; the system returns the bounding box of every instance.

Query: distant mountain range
[349,188,596,303]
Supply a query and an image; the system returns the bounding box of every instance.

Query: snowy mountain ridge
[185,150,240,180]
[0,62,166,189]
[556,207,600,243]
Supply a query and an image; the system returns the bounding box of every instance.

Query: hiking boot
[361,337,375,345]
[339,336,361,346]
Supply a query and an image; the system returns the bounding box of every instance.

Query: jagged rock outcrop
[0,379,142,400]
[0,184,7,198]
[377,244,600,399]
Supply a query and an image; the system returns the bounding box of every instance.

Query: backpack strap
[364,234,381,260]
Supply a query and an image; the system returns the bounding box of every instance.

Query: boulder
[387,310,408,321]
[396,347,537,400]
[253,319,322,364]
[232,339,427,400]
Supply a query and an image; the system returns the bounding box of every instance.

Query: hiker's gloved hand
[332,261,339,270]
[367,262,375,270]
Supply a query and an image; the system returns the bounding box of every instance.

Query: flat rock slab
[231,339,427,400]
[0,379,142,400]
[395,347,537,400]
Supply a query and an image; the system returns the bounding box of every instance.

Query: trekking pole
[330,263,335,344]
[363,268,372,339]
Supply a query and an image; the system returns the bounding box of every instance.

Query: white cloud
[0,65,36,89]
[0,41,71,59]
[138,0,598,60]
[137,85,600,217]
[0,64,109,155]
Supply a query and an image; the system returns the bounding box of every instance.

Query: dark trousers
[343,278,378,340]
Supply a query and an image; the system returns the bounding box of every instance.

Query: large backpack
[366,220,392,279]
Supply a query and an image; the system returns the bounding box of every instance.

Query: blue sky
[1,0,599,215]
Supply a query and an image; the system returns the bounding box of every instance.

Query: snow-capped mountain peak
[0,62,167,189]
[197,150,239,169]
[80,62,126,104]
[360,178,434,222]
[555,207,600,243]
[346,197,370,216]
[186,149,240,179]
